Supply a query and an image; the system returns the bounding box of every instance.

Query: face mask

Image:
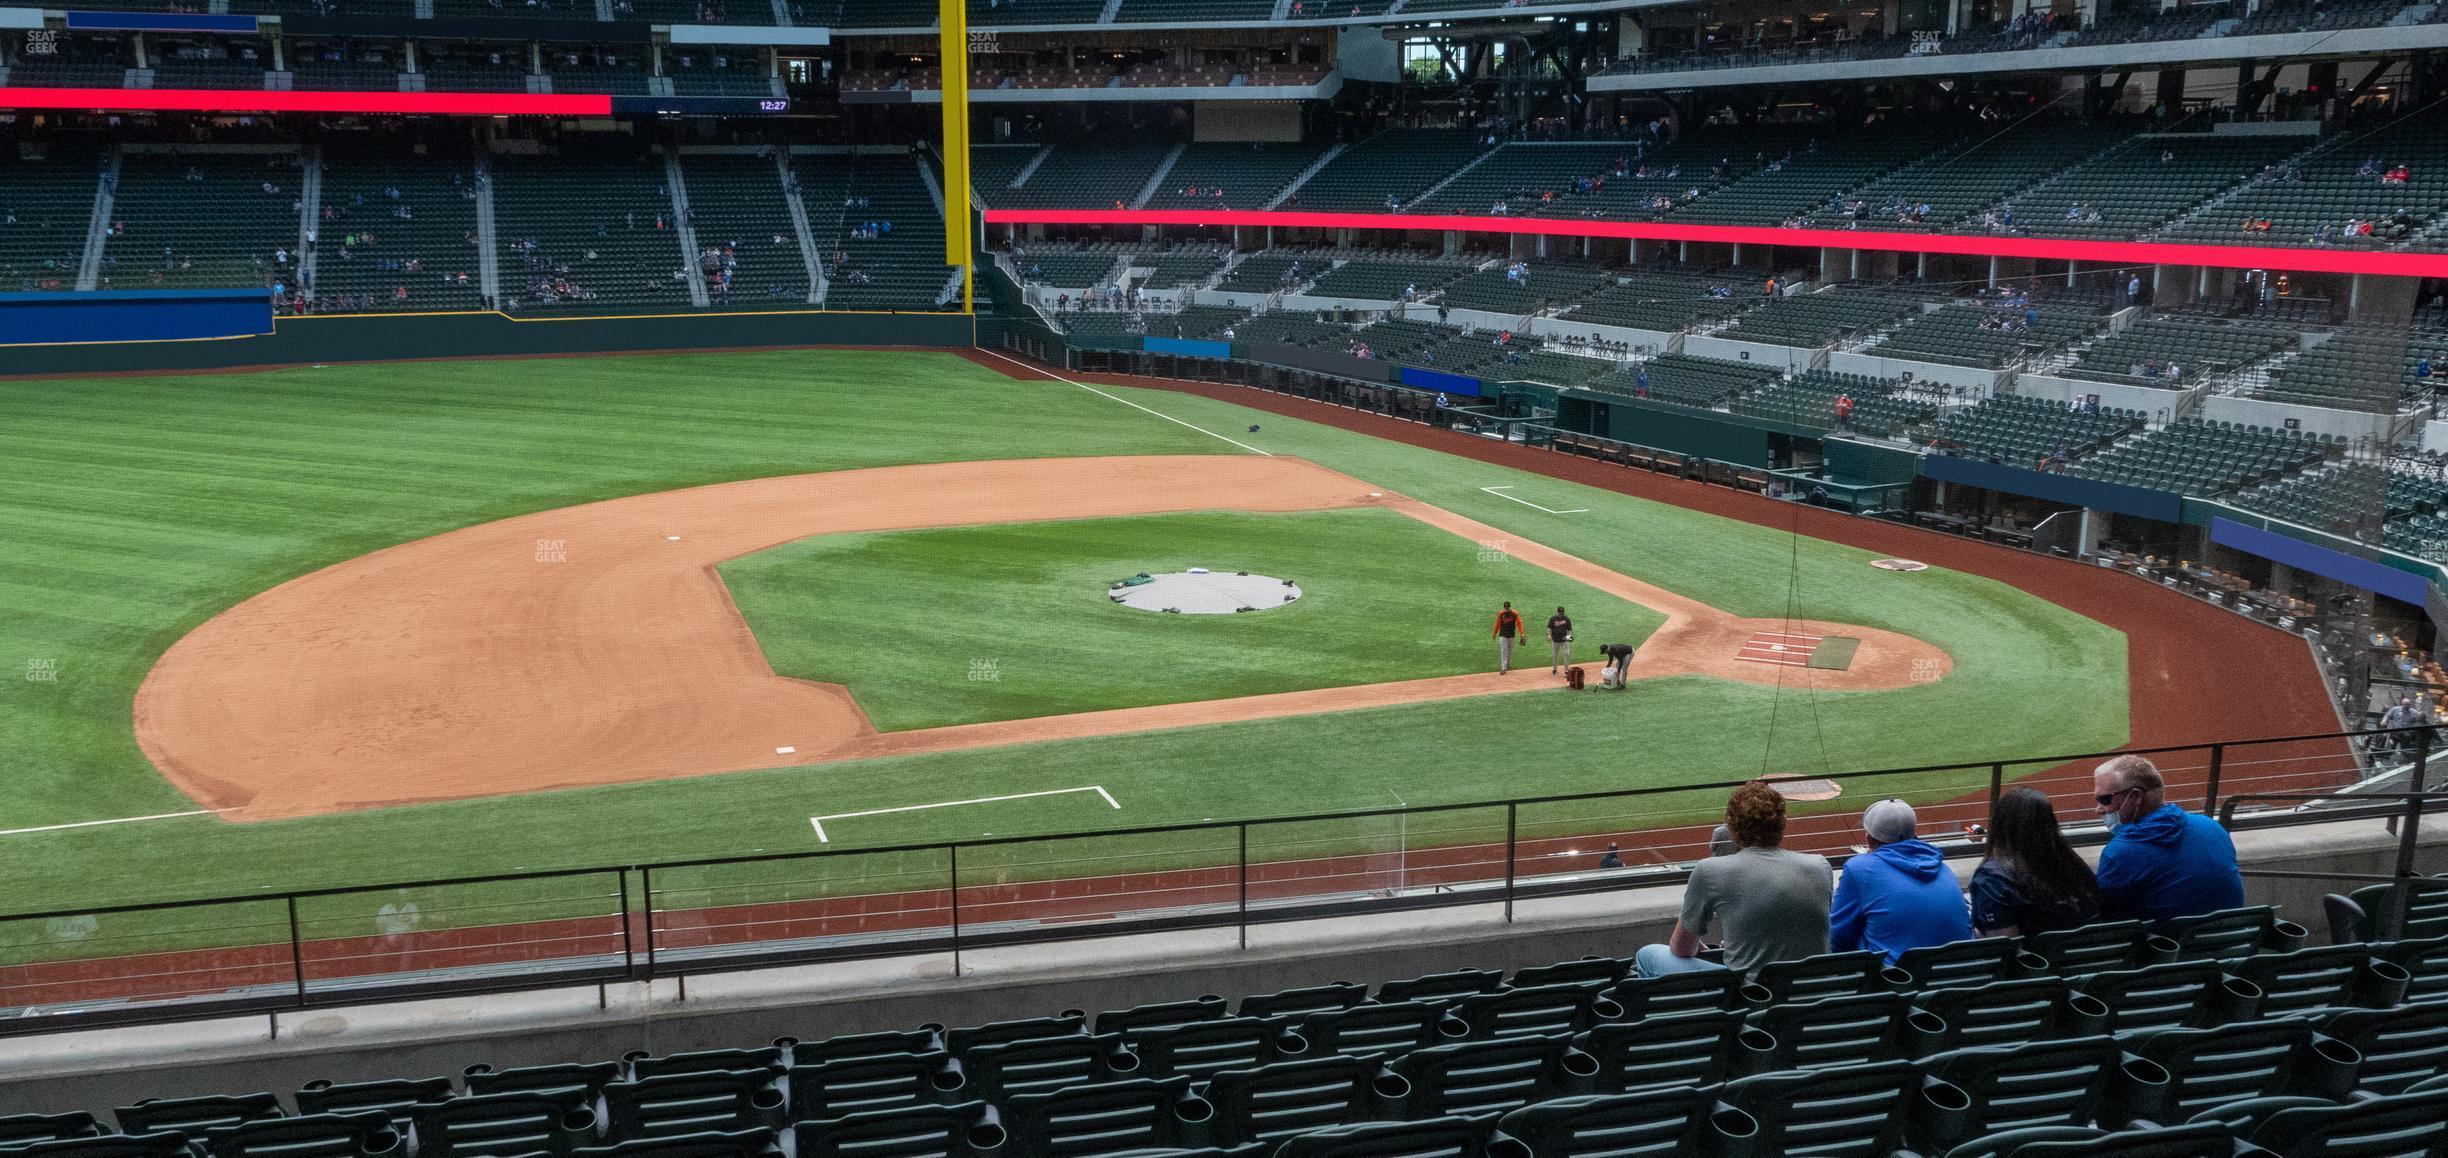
[2103,811,2124,833]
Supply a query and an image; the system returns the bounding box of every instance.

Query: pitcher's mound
[1112,570,1303,614]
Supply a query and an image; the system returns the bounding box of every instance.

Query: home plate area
[1736,631,1861,671]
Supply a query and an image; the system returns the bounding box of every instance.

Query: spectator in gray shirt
[1635,781,1835,977]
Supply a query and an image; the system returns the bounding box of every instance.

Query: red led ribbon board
[0,88,613,117]
[982,207,2448,279]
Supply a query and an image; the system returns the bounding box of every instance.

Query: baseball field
[0,346,2150,927]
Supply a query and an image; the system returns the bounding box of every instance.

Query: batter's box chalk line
[811,785,1120,843]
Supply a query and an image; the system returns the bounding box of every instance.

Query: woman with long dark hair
[1972,786,2102,937]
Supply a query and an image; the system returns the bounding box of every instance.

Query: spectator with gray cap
[1829,799,1972,964]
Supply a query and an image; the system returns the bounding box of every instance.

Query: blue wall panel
[1918,454,2183,522]
[0,290,271,347]
[2210,517,2432,606]
[1398,366,1482,398]
[1142,336,1230,359]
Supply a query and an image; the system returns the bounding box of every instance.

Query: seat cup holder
[1278,1031,1312,1055]
[1175,1096,1216,1124]
[1372,1071,1414,1100]
[966,1121,1009,1150]
[1739,981,1775,1006]
[1562,1049,1602,1079]
[1590,998,1627,1022]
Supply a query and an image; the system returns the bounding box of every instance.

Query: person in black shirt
[1971,786,2101,936]
[1597,642,1636,689]
[1547,606,1573,674]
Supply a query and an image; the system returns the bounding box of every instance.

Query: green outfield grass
[0,349,2128,928]
[722,508,1669,731]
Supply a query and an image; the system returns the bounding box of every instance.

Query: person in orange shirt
[1494,601,1527,674]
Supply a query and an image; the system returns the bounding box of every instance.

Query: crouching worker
[1598,642,1636,689]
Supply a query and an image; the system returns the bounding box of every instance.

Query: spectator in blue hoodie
[1830,799,1972,964]
[2093,755,2243,924]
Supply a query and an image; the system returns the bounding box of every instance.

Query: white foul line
[1480,485,1588,515]
[973,347,1273,457]
[0,809,224,837]
[811,785,1120,844]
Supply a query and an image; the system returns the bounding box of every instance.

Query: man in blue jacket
[1830,799,1972,964]
[2093,755,2244,924]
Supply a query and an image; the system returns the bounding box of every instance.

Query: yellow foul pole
[938,0,974,314]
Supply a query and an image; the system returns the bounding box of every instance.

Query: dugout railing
[0,725,2436,1039]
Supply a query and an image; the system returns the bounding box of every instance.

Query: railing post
[1503,803,1519,924]
[640,865,657,978]
[2202,744,2225,816]
[1987,762,2004,817]
[1237,824,1249,952]
[617,870,635,980]
[948,845,963,979]
[286,896,308,1009]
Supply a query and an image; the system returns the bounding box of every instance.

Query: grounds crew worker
[1494,602,1527,674]
[1598,642,1636,689]
[1548,606,1574,673]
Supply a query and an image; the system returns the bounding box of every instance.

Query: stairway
[662,152,711,308]
[76,148,119,292]
[1131,143,1186,209]
[777,152,826,305]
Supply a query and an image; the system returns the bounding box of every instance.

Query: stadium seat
[1,1138,196,1158]
[1296,1000,1469,1060]
[628,1047,787,1080]
[1572,1008,1779,1092]
[2317,1002,2448,1095]
[569,1128,778,1158]
[1377,969,1506,1007]
[1096,996,1230,1035]
[2115,1018,2361,1124]
[1385,1035,1601,1117]
[1268,1116,1499,1158]
[1491,1087,1761,1157]
[1124,1017,1304,1083]
[1201,1055,1404,1147]
[1598,969,1761,1019]
[115,1096,282,1138]
[1237,982,1368,1020]
[197,1112,403,1158]
[998,1075,1212,1156]
[1510,956,1632,989]
[1912,977,2111,1051]
[1448,981,1626,1039]
[408,1090,597,1158]
[0,1117,104,1150]
[293,1078,454,1129]
[599,1071,788,1142]
[787,1051,966,1120]
[1919,1036,2162,1136]
[2024,922,2168,976]
[944,1013,1087,1056]
[957,1032,1141,1101]
[461,1062,625,1098]
[791,1102,1004,1158]
[1722,1059,1975,1157]
[2379,935,2448,1000]
[2326,878,2448,944]
[2162,907,2310,963]
[1747,991,1942,1070]
[789,1029,948,1068]
[1896,938,2046,991]
[1944,1122,2268,1158]
[1752,951,1902,1004]
[2209,1086,2448,1158]
[2228,944,2409,1014]
[2077,960,2264,1034]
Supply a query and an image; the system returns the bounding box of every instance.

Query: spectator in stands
[1971,787,2100,937]
[1833,393,1855,431]
[2092,754,2244,925]
[1830,800,1971,963]
[1634,780,1833,977]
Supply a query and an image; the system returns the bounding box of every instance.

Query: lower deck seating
[1714,288,1915,348]
[0,147,99,292]
[104,151,302,293]
[312,150,484,313]
[1930,393,2142,467]
[19,906,2448,1158]
[680,154,810,307]
[491,151,688,312]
